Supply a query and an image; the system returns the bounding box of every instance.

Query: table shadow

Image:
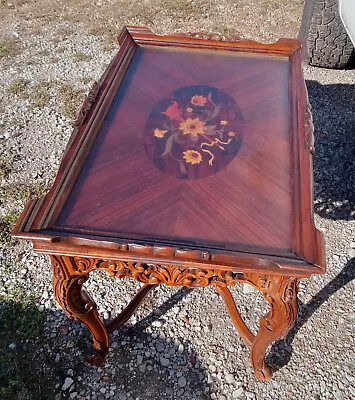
[0,296,59,400]
[307,79,355,220]
[267,257,355,371]
[134,287,193,330]
[107,287,211,399]
[0,285,211,400]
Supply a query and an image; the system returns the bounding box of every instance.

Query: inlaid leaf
[161,133,176,156]
[211,104,221,118]
[204,125,217,135]
[208,92,217,107]
[179,160,187,174]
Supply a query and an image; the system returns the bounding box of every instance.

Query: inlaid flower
[154,128,168,138]
[179,117,206,136]
[144,85,244,180]
[162,101,182,121]
[183,150,202,164]
[191,95,207,107]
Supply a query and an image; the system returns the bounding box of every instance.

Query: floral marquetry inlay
[144,85,244,179]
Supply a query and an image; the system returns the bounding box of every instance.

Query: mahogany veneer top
[13,27,325,275]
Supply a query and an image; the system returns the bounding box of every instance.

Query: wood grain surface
[56,46,292,255]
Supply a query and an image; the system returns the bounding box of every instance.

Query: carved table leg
[250,276,298,381]
[51,256,110,365]
[51,256,159,366]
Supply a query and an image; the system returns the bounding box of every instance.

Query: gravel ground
[0,1,354,399]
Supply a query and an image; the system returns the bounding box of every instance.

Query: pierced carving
[55,257,282,291]
[102,261,247,288]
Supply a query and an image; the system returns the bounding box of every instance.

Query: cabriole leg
[250,276,298,381]
[51,255,110,365]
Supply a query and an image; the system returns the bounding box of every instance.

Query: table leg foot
[86,350,106,366]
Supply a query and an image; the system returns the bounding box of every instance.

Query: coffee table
[13,26,326,381]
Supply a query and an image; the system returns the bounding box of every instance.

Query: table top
[13,27,325,277]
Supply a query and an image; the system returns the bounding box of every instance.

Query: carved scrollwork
[50,255,110,361]
[73,81,100,127]
[51,255,93,318]
[243,274,271,292]
[100,260,246,288]
[304,99,315,154]
[53,256,283,290]
[72,257,100,273]
[183,32,243,42]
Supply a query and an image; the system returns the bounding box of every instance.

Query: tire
[298,0,354,69]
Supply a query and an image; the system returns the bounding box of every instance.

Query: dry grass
[0,37,22,59]
[0,210,19,244]
[37,49,50,56]
[6,78,29,97]
[0,180,49,243]
[28,80,51,109]
[59,83,85,121]
[0,181,49,202]
[72,51,91,62]
[0,156,13,181]
[81,76,93,86]
[56,26,74,36]
[88,26,117,44]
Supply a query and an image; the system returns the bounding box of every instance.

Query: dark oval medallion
[144,85,244,180]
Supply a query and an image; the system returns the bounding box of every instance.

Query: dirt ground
[0,0,303,42]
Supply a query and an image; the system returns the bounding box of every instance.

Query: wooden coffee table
[13,27,325,381]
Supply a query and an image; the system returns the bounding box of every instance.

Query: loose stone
[178,377,187,388]
[62,377,74,391]
[160,357,170,367]
[225,373,235,384]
